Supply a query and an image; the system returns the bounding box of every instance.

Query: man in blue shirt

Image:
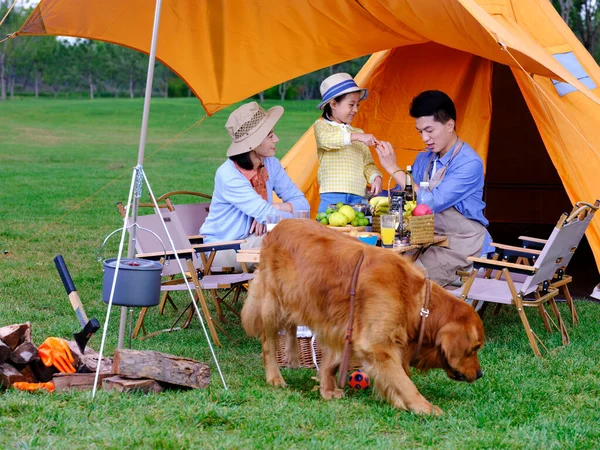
[375,90,492,286]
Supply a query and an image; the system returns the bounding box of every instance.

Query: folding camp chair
[471,200,599,327]
[116,205,252,346]
[447,202,599,357]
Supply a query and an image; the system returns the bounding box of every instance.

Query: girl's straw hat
[226,102,284,156]
[317,73,368,110]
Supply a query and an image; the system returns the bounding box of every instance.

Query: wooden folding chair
[447,202,600,357]
[116,206,252,346]
[471,200,599,326]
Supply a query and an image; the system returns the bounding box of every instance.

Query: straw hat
[317,73,368,110]
[225,102,284,156]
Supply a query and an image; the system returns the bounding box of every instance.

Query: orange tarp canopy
[17,0,600,269]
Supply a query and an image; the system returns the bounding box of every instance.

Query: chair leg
[133,307,149,339]
[514,298,542,358]
[538,304,552,332]
[548,298,570,346]
[561,285,579,326]
[187,260,222,347]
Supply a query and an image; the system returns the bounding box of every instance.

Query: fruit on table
[369,196,390,216]
[338,205,356,223]
[317,204,370,226]
[403,200,417,218]
[328,212,348,227]
[412,204,433,216]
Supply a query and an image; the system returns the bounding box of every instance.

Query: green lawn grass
[1,98,600,449]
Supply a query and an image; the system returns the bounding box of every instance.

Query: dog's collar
[415,277,431,358]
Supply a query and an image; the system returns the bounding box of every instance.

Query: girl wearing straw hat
[200,101,310,270]
[314,73,383,213]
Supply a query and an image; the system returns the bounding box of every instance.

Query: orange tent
[16,0,600,269]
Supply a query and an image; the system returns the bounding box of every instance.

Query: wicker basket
[276,333,322,369]
[407,214,435,244]
[371,215,381,233]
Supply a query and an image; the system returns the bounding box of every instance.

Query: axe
[54,255,100,354]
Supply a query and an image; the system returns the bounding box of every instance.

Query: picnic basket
[407,214,435,244]
[276,328,322,369]
[371,215,381,233]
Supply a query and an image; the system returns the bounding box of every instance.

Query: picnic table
[236,234,449,269]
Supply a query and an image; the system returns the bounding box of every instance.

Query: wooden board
[113,349,210,389]
[0,363,27,389]
[103,376,163,393]
[53,372,115,391]
[0,322,31,350]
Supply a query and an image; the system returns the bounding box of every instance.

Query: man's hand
[369,176,383,196]
[37,337,76,373]
[375,141,401,175]
[250,219,267,236]
[352,133,379,147]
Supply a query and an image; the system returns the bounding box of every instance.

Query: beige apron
[417,140,486,286]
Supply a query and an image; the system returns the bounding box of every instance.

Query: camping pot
[102,258,163,307]
[100,225,166,307]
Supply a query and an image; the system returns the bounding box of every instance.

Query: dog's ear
[436,323,471,361]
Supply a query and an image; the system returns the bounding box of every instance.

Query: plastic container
[418,181,434,208]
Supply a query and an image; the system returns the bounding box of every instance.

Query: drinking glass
[293,210,309,219]
[380,214,396,247]
[266,213,281,232]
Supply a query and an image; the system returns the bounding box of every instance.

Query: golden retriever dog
[241,219,484,415]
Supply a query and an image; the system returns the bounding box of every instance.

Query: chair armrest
[490,242,541,258]
[188,234,204,245]
[518,235,547,250]
[467,256,537,275]
[136,249,194,261]
[192,239,247,253]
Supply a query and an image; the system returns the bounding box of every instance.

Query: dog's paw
[285,357,301,369]
[320,387,345,400]
[411,402,443,416]
[266,376,287,388]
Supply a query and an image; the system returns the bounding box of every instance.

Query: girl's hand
[369,176,383,196]
[250,219,266,236]
[352,133,379,147]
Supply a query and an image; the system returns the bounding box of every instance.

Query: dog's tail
[241,269,263,337]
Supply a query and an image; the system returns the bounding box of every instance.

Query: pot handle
[98,224,168,264]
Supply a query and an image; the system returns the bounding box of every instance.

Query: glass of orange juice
[380,214,396,247]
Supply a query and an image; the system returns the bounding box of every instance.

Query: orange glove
[13,381,55,392]
[37,337,76,373]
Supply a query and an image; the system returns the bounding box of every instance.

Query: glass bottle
[404,165,414,202]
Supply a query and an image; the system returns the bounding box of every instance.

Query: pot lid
[103,258,162,270]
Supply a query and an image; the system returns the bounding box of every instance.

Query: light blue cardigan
[200,157,310,243]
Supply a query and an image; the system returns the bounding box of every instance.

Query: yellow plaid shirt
[314,118,382,197]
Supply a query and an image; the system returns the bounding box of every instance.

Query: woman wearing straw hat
[314,73,383,213]
[200,101,310,270]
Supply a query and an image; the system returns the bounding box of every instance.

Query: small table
[235,235,449,267]
[390,234,449,261]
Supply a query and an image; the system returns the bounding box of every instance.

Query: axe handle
[54,255,89,327]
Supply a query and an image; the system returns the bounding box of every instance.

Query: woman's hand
[250,219,266,237]
[271,202,293,213]
[369,176,383,196]
[352,133,379,147]
[375,141,401,175]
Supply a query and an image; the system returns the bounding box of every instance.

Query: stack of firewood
[1,322,211,393]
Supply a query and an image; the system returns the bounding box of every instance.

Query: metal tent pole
[117,0,164,349]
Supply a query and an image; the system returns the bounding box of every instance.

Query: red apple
[412,204,433,216]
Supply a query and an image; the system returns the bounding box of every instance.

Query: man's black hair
[229,151,254,170]
[321,93,350,120]
[409,90,456,124]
